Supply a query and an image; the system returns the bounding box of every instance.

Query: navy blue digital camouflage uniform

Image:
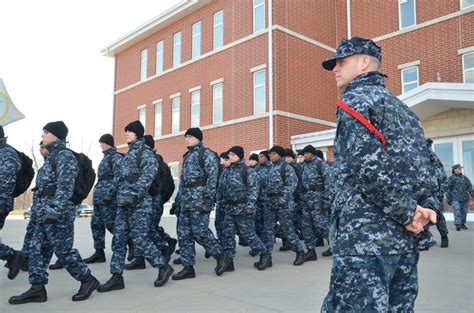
[28,140,91,285]
[109,138,167,274]
[447,172,473,226]
[91,147,122,250]
[0,137,21,262]
[255,161,271,239]
[320,69,440,313]
[263,159,304,253]
[215,166,230,240]
[175,143,225,267]
[221,160,266,259]
[300,157,330,250]
[427,144,449,237]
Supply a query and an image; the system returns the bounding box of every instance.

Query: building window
[401,66,419,93]
[173,32,181,67]
[156,41,164,74]
[253,69,266,114]
[140,48,148,81]
[171,96,180,134]
[461,0,474,9]
[399,0,416,29]
[213,10,224,50]
[154,102,162,137]
[463,52,474,83]
[253,0,265,33]
[169,163,179,203]
[138,106,146,128]
[434,137,474,182]
[192,22,201,59]
[213,83,223,124]
[191,90,200,127]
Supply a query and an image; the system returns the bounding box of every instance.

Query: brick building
[102,0,474,190]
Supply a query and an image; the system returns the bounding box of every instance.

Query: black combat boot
[72,275,100,301]
[279,238,291,251]
[172,266,196,280]
[322,248,333,257]
[154,264,174,287]
[124,256,146,270]
[48,259,64,270]
[21,256,29,272]
[238,237,249,247]
[293,251,305,266]
[461,224,468,230]
[249,249,258,257]
[440,236,449,248]
[175,249,180,255]
[215,253,229,276]
[9,284,47,304]
[166,238,178,254]
[225,258,235,272]
[304,249,317,262]
[83,249,106,264]
[98,273,125,292]
[204,251,212,259]
[316,237,324,247]
[456,225,461,231]
[6,250,24,280]
[127,240,134,261]
[173,257,182,265]
[162,246,172,263]
[256,253,272,271]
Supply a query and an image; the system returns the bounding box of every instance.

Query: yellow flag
[0,78,25,126]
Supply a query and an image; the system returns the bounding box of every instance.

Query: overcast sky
[0,0,181,168]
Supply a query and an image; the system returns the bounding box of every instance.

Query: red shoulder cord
[337,98,387,149]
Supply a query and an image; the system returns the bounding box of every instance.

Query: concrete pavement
[0,218,473,313]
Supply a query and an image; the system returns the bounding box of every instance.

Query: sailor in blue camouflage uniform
[320,37,439,312]
[98,121,173,292]
[0,125,24,280]
[257,146,305,270]
[220,146,270,271]
[254,150,271,241]
[447,163,473,231]
[9,121,99,304]
[171,127,228,281]
[299,144,330,261]
[216,151,231,240]
[84,134,122,264]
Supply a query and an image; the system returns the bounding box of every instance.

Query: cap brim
[322,57,337,71]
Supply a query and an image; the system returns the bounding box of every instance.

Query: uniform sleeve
[110,154,122,195]
[53,150,78,211]
[446,176,454,201]
[136,150,158,198]
[246,168,259,208]
[203,150,219,201]
[283,164,297,197]
[0,149,20,210]
[340,97,417,226]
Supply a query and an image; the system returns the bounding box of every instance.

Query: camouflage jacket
[256,161,271,204]
[216,167,230,210]
[447,173,473,202]
[36,140,78,222]
[266,158,297,200]
[223,160,259,215]
[116,138,158,206]
[93,147,122,205]
[177,143,219,211]
[331,71,439,256]
[300,158,327,207]
[427,148,448,201]
[0,138,21,211]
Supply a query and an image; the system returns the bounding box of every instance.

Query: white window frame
[140,48,148,81]
[171,96,180,134]
[154,101,162,137]
[253,0,265,33]
[461,0,474,10]
[398,0,416,30]
[190,90,200,127]
[253,69,266,114]
[462,52,474,83]
[213,10,224,50]
[433,135,474,181]
[173,32,181,67]
[192,22,201,59]
[156,41,164,74]
[212,82,223,124]
[138,105,146,129]
[401,66,419,94]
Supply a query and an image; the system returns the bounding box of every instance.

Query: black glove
[170,202,179,216]
[123,196,137,209]
[0,207,9,219]
[103,194,114,203]
[41,212,61,224]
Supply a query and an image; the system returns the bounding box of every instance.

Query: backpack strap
[280,162,287,183]
[198,146,208,180]
[50,147,69,174]
[337,98,386,149]
[240,166,248,189]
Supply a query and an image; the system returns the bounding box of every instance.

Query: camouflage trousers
[416,228,437,250]
[254,201,265,239]
[263,205,304,253]
[90,204,116,250]
[221,213,267,258]
[0,217,15,261]
[452,200,469,226]
[302,206,330,250]
[21,216,37,257]
[110,204,166,274]
[293,200,304,237]
[321,251,419,313]
[177,209,224,267]
[215,203,226,239]
[29,222,91,285]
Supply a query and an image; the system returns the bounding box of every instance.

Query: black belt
[184,179,206,188]
[124,174,139,183]
[226,198,247,205]
[38,187,56,197]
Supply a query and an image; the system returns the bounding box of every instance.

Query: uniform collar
[344,71,386,94]
[46,140,66,153]
[128,138,145,151]
[103,146,117,156]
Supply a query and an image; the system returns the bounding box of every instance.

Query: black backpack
[279,162,303,199]
[51,149,96,205]
[137,147,175,200]
[9,146,35,198]
[198,146,221,179]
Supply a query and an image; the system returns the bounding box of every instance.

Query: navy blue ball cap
[322,37,382,71]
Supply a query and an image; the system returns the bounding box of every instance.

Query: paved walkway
[0,218,473,312]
